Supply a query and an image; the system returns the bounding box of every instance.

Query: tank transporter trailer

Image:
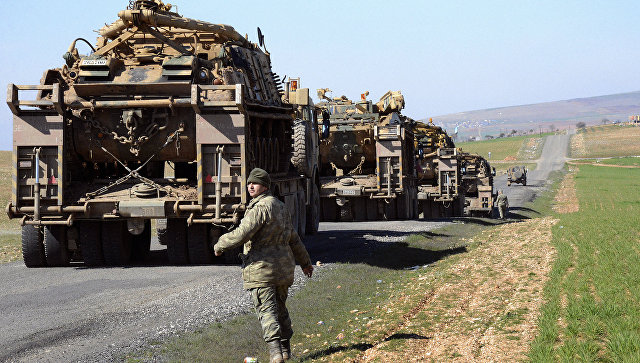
[315,90,417,221]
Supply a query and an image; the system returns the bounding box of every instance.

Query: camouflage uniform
[496,193,509,219]
[214,191,312,343]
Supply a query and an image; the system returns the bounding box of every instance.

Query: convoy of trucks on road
[7,0,500,267]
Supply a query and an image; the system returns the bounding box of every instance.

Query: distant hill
[427,91,640,140]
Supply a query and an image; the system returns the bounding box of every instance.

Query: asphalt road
[0,132,571,362]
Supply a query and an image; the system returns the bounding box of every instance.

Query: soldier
[214,168,314,363]
[496,189,509,219]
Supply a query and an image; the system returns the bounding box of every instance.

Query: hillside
[429,90,640,140]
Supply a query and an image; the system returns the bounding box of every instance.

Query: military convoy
[7,0,319,267]
[315,90,417,221]
[7,0,500,267]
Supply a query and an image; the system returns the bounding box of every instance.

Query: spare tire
[291,119,314,177]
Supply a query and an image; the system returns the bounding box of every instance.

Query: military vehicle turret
[316,90,417,221]
[7,0,319,267]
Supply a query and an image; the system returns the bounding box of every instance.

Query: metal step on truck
[6,0,319,267]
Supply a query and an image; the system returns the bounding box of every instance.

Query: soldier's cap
[247,168,271,188]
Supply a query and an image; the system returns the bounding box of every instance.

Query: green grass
[571,125,640,158]
[458,134,545,162]
[0,150,21,263]
[529,165,640,362]
[571,157,640,168]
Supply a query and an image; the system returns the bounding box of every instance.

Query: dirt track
[0,132,570,362]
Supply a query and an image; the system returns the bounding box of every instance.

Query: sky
[1,0,639,150]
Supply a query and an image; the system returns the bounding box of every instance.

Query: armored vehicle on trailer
[413,120,464,218]
[507,165,527,186]
[459,152,495,217]
[7,0,319,267]
[316,90,417,221]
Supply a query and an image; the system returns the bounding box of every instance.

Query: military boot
[267,340,284,363]
[280,339,291,360]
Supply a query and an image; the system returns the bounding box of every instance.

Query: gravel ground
[0,132,570,362]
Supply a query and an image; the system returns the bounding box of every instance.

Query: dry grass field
[570,125,640,158]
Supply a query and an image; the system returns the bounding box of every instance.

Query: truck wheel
[188,224,213,264]
[321,198,337,222]
[79,221,104,267]
[366,199,378,220]
[297,190,307,237]
[102,221,132,266]
[131,220,151,263]
[291,120,314,177]
[305,184,320,234]
[44,226,70,267]
[165,219,189,265]
[21,225,45,267]
[353,198,366,221]
[339,204,353,222]
[383,199,397,220]
[396,193,410,219]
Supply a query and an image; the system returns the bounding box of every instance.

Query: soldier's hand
[302,265,313,278]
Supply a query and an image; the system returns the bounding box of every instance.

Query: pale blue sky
[1,0,639,150]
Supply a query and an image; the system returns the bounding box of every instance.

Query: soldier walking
[496,189,509,219]
[214,168,314,363]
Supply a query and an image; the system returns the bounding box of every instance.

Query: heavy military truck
[507,165,527,186]
[458,152,495,217]
[6,0,319,267]
[316,90,417,221]
[413,120,464,218]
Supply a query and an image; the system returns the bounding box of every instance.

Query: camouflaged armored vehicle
[7,0,319,267]
[413,120,464,218]
[459,152,495,217]
[316,90,416,221]
[507,165,527,186]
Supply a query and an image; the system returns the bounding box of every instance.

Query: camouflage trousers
[498,204,508,219]
[250,285,293,343]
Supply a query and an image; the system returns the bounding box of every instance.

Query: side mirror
[491,167,496,176]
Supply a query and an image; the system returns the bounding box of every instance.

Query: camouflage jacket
[496,194,509,207]
[214,192,312,289]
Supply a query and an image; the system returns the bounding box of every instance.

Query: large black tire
[187,224,213,265]
[164,219,188,265]
[102,221,132,266]
[291,120,314,177]
[297,190,306,237]
[366,199,378,220]
[79,221,104,267]
[396,193,409,220]
[44,226,70,267]
[383,199,397,220]
[321,198,337,222]
[352,198,367,221]
[131,220,152,263]
[305,184,320,234]
[21,225,45,267]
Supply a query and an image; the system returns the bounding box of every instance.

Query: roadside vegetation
[128,174,558,362]
[0,151,21,263]
[570,124,640,158]
[529,164,640,361]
